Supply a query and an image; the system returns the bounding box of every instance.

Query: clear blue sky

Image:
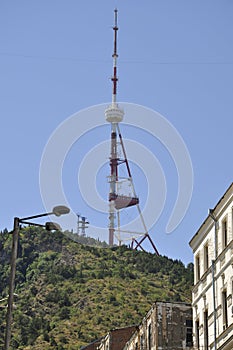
[0,1,233,264]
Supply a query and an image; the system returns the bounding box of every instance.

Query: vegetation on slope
[0,228,193,350]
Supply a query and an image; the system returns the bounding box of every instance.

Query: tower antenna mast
[112,8,118,103]
[105,9,159,254]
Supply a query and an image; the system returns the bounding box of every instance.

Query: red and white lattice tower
[105,9,159,254]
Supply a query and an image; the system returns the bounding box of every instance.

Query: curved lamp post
[4,205,70,350]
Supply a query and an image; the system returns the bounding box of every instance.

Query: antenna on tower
[105,9,159,255]
[112,8,118,103]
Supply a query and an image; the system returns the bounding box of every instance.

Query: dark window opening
[196,255,200,281]
[186,319,193,347]
[222,220,227,248]
[204,244,209,270]
[195,320,200,350]
[148,324,152,350]
[222,290,228,329]
[204,311,209,350]
[140,335,144,350]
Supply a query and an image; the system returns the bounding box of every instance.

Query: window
[222,290,228,329]
[195,319,200,350]
[140,334,144,350]
[186,319,193,347]
[148,324,152,350]
[204,310,209,350]
[222,219,228,248]
[195,255,200,282]
[204,244,209,271]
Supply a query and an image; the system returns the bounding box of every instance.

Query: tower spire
[112,8,118,103]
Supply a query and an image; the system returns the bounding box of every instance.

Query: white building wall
[190,183,233,350]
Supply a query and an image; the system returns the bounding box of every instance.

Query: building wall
[81,339,102,350]
[190,183,233,350]
[97,326,137,350]
[123,301,193,350]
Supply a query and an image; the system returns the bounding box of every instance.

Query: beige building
[189,183,233,350]
[97,326,137,350]
[123,301,193,350]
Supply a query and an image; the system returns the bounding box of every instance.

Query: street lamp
[4,205,70,350]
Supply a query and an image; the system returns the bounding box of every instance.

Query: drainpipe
[209,209,218,350]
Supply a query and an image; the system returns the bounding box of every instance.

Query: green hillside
[0,228,193,350]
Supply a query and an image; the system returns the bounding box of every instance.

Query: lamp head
[45,222,62,231]
[52,206,70,217]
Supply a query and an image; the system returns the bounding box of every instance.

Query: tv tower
[105,9,159,255]
[105,8,124,247]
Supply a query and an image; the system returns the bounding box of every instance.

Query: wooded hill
[0,228,193,350]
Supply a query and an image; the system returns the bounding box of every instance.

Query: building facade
[97,326,137,350]
[123,301,193,350]
[189,183,233,350]
[81,339,103,350]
